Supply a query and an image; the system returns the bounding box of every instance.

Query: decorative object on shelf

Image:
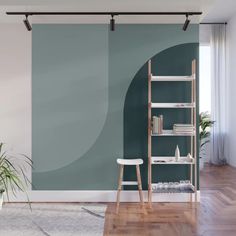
[152,115,163,134]
[187,153,193,162]
[151,156,195,165]
[173,124,195,135]
[0,143,32,210]
[159,115,163,134]
[179,180,192,191]
[152,180,193,193]
[199,112,215,170]
[153,160,166,163]
[152,116,159,134]
[175,145,180,162]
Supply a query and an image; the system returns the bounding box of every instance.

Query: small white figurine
[187,153,193,162]
[175,145,180,162]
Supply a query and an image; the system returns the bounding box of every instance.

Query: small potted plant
[199,112,215,170]
[0,143,32,209]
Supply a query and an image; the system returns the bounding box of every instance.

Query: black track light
[23,15,32,31]
[110,15,115,31]
[183,14,190,31]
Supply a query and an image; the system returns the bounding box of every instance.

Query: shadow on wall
[123,43,199,190]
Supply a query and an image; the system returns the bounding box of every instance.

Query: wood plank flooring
[104,164,236,236]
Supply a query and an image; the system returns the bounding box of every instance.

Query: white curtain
[210,24,227,165]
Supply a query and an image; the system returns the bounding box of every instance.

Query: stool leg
[136,165,144,209]
[116,164,124,214]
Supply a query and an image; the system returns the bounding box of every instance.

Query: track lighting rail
[6,11,202,16]
[6,11,202,32]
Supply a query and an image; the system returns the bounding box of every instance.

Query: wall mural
[32,24,199,190]
[123,43,199,190]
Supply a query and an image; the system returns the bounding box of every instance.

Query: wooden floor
[104,164,236,236]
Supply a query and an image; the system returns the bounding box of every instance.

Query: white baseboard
[5,190,200,203]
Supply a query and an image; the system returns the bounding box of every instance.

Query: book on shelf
[152,115,163,134]
[173,124,195,134]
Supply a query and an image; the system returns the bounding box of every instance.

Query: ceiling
[0,0,235,24]
[202,0,236,22]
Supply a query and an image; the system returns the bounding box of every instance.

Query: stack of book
[152,115,163,134]
[173,124,195,134]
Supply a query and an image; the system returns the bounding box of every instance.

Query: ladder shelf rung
[151,130,195,136]
[121,181,138,186]
[151,103,195,108]
[151,75,194,82]
[151,156,195,165]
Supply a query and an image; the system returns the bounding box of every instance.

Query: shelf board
[151,102,195,108]
[152,130,195,136]
[151,183,195,193]
[151,75,194,82]
[151,156,195,165]
[121,181,138,186]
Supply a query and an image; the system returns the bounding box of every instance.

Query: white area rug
[0,203,106,236]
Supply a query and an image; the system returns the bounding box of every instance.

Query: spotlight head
[23,15,32,31]
[110,15,115,31]
[183,14,190,31]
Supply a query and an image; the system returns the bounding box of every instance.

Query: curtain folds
[210,24,228,165]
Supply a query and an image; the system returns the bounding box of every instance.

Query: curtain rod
[200,22,227,25]
[6,11,202,16]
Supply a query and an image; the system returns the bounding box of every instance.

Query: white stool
[116,158,144,214]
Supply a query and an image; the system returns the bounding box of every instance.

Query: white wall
[227,14,236,167]
[0,24,32,184]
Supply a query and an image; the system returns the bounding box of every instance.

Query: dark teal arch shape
[123,43,199,190]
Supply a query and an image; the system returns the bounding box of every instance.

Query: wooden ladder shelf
[147,59,197,205]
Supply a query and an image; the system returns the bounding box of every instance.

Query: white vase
[175,145,180,162]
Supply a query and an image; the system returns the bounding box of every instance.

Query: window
[199,45,211,113]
